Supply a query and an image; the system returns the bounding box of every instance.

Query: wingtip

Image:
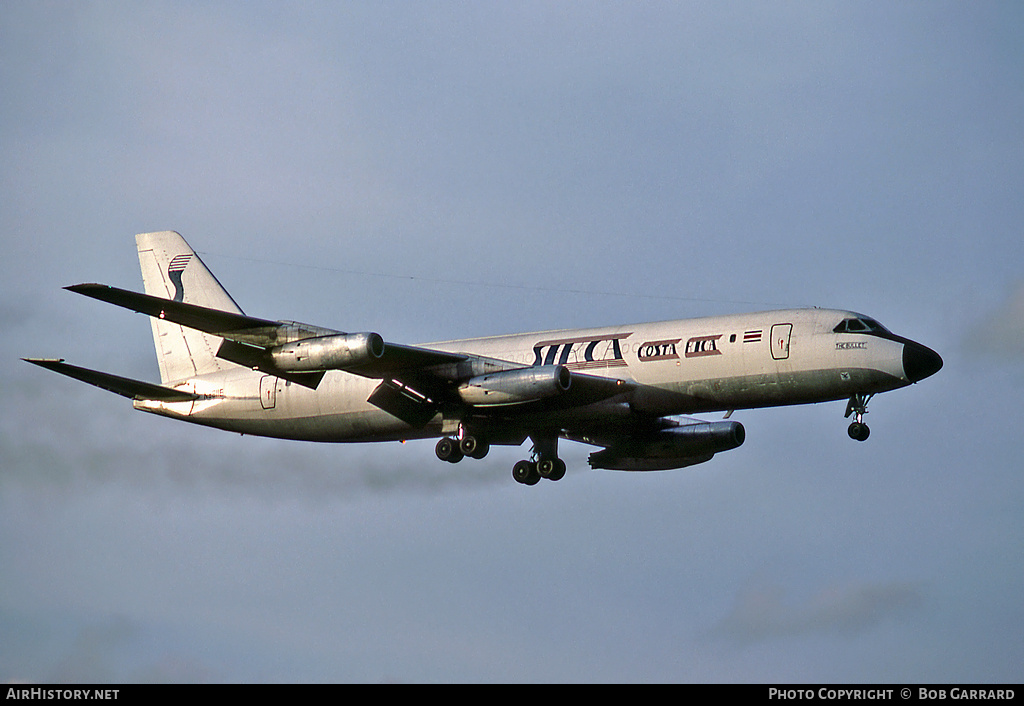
[64,283,107,293]
[21,357,67,368]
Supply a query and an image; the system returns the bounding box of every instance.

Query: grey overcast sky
[2,1,1022,683]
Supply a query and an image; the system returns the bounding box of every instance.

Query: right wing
[564,415,747,471]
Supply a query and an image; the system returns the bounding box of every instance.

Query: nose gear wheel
[844,393,874,441]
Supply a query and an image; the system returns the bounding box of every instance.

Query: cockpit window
[833,317,890,334]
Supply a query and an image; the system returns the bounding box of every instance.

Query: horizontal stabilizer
[22,358,199,402]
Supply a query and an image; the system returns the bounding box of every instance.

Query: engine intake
[458,365,571,406]
[271,332,385,371]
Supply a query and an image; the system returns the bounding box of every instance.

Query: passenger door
[260,375,278,410]
[771,323,793,361]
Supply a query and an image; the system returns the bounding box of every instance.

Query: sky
[2,1,1022,683]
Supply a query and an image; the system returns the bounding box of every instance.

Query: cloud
[12,613,217,684]
[710,579,924,645]
[3,361,507,505]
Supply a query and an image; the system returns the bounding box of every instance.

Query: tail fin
[135,231,242,383]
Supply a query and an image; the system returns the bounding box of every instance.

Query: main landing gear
[511,455,566,485]
[435,433,490,463]
[436,431,566,485]
[511,435,565,485]
[845,393,874,441]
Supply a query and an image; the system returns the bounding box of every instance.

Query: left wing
[65,283,634,426]
[67,283,467,386]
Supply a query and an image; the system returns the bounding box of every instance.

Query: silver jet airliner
[25,231,942,485]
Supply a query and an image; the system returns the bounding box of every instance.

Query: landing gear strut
[845,393,874,441]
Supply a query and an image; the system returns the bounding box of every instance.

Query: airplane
[24,231,943,485]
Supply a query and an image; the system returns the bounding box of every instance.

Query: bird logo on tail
[167,254,192,302]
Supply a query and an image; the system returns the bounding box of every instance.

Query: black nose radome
[903,341,943,383]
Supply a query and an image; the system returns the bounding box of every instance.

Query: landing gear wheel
[459,435,490,460]
[548,459,566,481]
[848,422,870,442]
[537,458,566,481]
[435,437,464,463]
[512,460,540,485]
[844,393,874,442]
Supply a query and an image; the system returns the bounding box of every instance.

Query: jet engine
[588,420,745,471]
[270,332,385,371]
[458,365,571,406]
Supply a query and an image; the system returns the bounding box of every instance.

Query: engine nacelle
[270,332,385,372]
[458,365,571,407]
[589,420,745,471]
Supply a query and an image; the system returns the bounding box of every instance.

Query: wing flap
[23,358,199,402]
[366,379,440,427]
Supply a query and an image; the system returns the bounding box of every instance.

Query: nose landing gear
[845,393,874,441]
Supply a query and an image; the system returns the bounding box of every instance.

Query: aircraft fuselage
[135,307,935,444]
